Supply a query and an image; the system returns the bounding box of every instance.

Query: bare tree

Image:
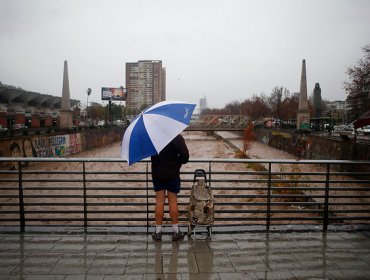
[225,100,241,114]
[280,91,298,122]
[269,86,287,120]
[344,44,370,121]
[250,94,271,120]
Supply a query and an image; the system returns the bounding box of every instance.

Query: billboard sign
[101,87,127,101]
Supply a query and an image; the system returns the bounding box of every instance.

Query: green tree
[105,102,125,121]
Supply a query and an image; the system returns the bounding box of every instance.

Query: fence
[0,158,369,233]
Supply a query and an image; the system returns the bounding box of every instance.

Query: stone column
[59,60,73,129]
[296,59,310,129]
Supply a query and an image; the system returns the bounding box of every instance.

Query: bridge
[187,114,249,131]
[1,157,369,279]
[1,157,369,232]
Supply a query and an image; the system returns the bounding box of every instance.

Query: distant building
[125,60,166,112]
[312,83,322,118]
[325,100,349,124]
[327,100,347,111]
[199,96,208,113]
[0,82,79,129]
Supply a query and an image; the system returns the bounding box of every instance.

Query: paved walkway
[0,230,370,280]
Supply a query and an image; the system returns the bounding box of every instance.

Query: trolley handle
[193,169,208,184]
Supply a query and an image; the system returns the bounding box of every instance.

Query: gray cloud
[0,0,369,108]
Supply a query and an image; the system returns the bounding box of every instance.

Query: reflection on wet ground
[1,231,369,279]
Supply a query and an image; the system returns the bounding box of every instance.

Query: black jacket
[151,134,189,182]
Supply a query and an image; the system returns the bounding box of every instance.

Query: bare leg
[168,190,184,239]
[155,190,166,225]
[167,191,179,224]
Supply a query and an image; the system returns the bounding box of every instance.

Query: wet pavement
[1,132,369,279]
[0,230,369,279]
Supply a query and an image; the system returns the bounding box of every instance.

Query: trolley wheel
[188,224,194,236]
[206,226,212,239]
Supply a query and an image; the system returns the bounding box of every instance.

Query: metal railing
[0,158,369,233]
[188,115,249,130]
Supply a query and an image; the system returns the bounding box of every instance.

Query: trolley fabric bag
[187,169,214,238]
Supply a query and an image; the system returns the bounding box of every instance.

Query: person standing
[151,134,189,241]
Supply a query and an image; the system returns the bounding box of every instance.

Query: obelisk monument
[296,59,310,129]
[59,60,73,129]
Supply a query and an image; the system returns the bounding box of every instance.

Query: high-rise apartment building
[125,60,166,111]
[199,96,208,113]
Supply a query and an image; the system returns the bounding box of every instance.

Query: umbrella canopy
[121,100,196,165]
[353,110,370,129]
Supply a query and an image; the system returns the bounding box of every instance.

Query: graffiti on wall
[0,133,83,159]
[50,135,67,157]
[33,137,53,157]
[48,134,82,157]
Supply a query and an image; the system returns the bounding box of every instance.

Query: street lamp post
[86,88,92,121]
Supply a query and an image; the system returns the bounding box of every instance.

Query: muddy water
[1,131,368,227]
[2,131,261,226]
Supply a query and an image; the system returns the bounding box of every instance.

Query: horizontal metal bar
[328,195,370,198]
[2,157,369,165]
[0,187,148,191]
[21,210,148,214]
[327,217,370,220]
[326,188,370,191]
[210,209,323,214]
[5,186,367,192]
[1,157,369,232]
[327,202,370,206]
[268,217,323,220]
[22,218,149,222]
[23,203,84,206]
[16,195,149,199]
[328,210,370,213]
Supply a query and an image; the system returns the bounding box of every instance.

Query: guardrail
[0,158,369,233]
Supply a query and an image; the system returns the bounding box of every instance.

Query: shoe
[172,230,185,241]
[152,231,162,242]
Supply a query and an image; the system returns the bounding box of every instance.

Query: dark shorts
[153,178,181,193]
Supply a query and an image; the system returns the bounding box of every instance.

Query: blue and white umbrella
[121,100,196,165]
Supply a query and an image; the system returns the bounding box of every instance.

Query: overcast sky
[0,0,369,109]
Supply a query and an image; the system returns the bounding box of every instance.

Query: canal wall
[0,127,124,167]
[254,129,370,160]
[254,128,370,172]
[1,127,368,172]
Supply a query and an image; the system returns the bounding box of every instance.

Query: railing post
[83,162,87,231]
[208,161,212,188]
[323,163,330,231]
[267,162,271,231]
[18,161,25,233]
[146,162,149,234]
